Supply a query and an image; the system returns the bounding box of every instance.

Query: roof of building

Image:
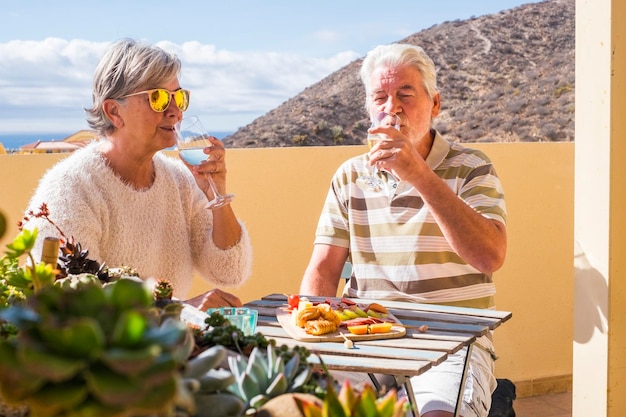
[18,130,97,153]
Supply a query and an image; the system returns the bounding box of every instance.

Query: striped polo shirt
[313,131,507,308]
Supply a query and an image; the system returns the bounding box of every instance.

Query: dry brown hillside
[223,0,574,148]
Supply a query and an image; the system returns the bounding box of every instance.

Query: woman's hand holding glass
[175,116,235,209]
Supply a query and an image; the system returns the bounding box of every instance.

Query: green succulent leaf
[0,344,46,402]
[192,393,244,417]
[175,377,199,415]
[63,397,127,417]
[236,372,260,401]
[291,366,313,391]
[129,374,178,415]
[184,344,227,379]
[249,345,269,374]
[30,284,64,314]
[198,368,236,393]
[323,383,347,417]
[246,353,269,394]
[283,354,299,382]
[337,379,358,413]
[161,301,184,317]
[138,355,178,388]
[266,343,278,376]
[105,278,153,310]
[110,310,148,348]
[228,352,247,376]
[0,342,21,378]
[375,390,401,417]
[293,395,325,417]
[100,345,161,375]
[85,365,147,407]
[60,281,108,318]
[39,317,106,358]
[0,374,45,404]
[249,393,270,409]
[18,344,87,382]
[142,317,189,350]
[28,380,89,416]
[0,259,34,296]
[169,326,196,363]
[31,262,57,290]
[265,373,288,397]
[353,386,379,417]
[4,229,38,259]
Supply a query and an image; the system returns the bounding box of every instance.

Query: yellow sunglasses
[120,88,190,112]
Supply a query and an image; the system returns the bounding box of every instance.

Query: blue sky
[0,0,542,135]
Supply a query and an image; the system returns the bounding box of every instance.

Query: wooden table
[244,294,512,417]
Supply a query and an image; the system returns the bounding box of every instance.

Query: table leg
[368,373,382,391]
[395,375,419,417]
[454,343,474,417]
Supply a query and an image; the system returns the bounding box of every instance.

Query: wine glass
[175,116,234,209]
[356,111,400,192]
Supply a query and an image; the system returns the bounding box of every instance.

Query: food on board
[287,295,402,336]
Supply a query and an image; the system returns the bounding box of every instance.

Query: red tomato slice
[287,294,300,310]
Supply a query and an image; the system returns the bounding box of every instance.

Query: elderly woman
[23,38,252,309]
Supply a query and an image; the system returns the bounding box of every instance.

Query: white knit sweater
[24,141,252,298]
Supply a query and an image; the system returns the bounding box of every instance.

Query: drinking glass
[356,111,400,192]
[175,116,234,209]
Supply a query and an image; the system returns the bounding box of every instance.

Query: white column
[574,0,626,415]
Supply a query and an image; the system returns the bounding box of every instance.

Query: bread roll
[304,319,338,335]
[296,306,320,327]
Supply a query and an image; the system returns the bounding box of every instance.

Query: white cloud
[0,38,360,134]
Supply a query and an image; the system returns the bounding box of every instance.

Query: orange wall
[0,142,575,385]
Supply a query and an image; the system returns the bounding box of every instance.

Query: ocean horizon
[0,131,234,151]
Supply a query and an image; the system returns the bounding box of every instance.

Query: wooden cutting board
[276,307,406,342]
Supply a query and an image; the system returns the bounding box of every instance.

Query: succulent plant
[227,343,317,414]
[14,203,116,283]
[57,237,110,280]
[0,228,56,301]
[174,344,245,417]
[0,276,194,417]
[154,278,177,309]
[294,379,408,417]
[193,310,272,357]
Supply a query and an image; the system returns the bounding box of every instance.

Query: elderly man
[300,43,507,417]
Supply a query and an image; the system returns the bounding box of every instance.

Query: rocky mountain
[223,0,574,148]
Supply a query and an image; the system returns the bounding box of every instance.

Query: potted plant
[0,223,194,416]
[0,204,402,417]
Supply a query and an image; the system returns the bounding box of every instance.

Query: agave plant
[0,275,194,417]
[227,343,318,414]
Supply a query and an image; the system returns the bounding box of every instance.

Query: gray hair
[360,43,438,108]
[85,38,182,136]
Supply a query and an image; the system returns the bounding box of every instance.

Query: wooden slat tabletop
[307,354,433,377]
[254,295,511,330]
[244,293,513,417]
[257,325,448,364]
[244,294,511,384]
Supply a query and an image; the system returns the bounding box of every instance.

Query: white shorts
[410,335,497,417]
